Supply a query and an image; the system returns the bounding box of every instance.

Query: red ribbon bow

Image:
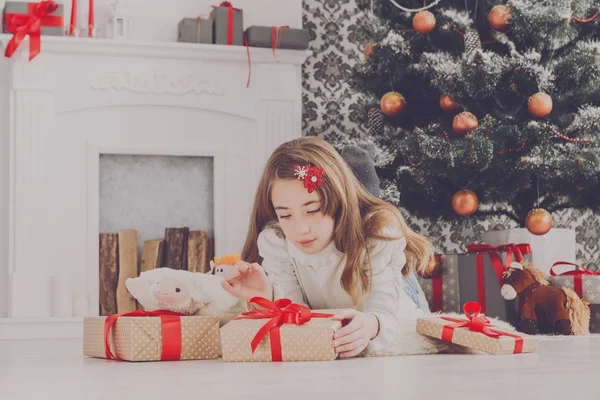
[440,302,524,354]
[234,297,334,361]
[466,243,530,313]
[104,310,185,361]
[3,1,63,61]
[550,261,600,299]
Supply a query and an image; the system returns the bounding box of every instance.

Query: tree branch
[476,208,521,224]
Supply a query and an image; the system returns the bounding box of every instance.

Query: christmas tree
[336,0,600,230]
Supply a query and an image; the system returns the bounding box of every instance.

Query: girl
[220,136,444,358]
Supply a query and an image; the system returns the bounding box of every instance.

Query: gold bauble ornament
[528,92,553,118]
[452,189,479,216]
[525,208,553,235]
[380,91,406,117]
[488,5,511,30]
[364,43,374,60]
[440,94,461,113]
[452,112,479,136]
[413,11,436,34]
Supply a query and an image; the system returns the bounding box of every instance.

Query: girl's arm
[257,228,307,306]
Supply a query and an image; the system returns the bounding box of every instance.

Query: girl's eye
[307,208,321,214]
[278,215,291,219]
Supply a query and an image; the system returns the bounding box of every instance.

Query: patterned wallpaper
[301,0,599,269]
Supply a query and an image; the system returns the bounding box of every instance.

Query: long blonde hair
[241,137,434,305]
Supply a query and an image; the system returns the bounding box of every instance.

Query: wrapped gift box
[177,17,214,44]
[481,228,575,276]
[418,244,528,325]
[210,2,243,45]
[3,1,64,35]
[416,302,538,355]
[244,26,309,50]
[83,312,221,362]
[220,298,342,362]
[547,262,600,304]
[590,304,600,334]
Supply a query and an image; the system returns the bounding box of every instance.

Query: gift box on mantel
[177,17,214,44]
[244,26,310,50]
[418,243,531,325]
[2,1,64,61]
[416,302,538,355]
[210,1,244,45]
[83,310,221,362]
[547,261,600,333]
[220,297,342,362]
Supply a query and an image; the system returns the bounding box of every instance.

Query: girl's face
[271,179,334,254]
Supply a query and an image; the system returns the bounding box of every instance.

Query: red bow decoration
[550,261,600,299]
[233,297,333,361]
[440,302,524,354]
[104,310,185,361]
[294,164,325,193]
[3,1,63,61]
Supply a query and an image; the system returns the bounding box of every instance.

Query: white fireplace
[0,34,308,339]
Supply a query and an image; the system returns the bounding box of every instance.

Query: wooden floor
[2,336,600,399]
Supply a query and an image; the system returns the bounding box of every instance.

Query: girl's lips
[299,239,316,247]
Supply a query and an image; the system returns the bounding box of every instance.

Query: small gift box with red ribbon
[83,311,221,362]
[418,244,530,325]
[547,262,600,304]
[210,1,243,46]
[416,302,538,355]
[177,17,214,44]
[244,26,309,50]
[220,297,342,362]
[3,1,64,61]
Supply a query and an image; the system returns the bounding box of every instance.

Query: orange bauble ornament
[452,189,479,216]
[488,5,511,30]
[440,94,461,113]
[418,256,442,279]
[452,112,479,136]
[380,91,406,117]
[525,208,553,235]
[528,93,553,118]
[364,43,374,60]
[413,11,436,34]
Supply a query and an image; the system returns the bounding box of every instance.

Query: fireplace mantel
[0,34,309,338]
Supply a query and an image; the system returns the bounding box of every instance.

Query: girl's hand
[332,309,379,359]
[220,261,272,302]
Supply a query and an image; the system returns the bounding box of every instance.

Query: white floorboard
[2,336,600,399]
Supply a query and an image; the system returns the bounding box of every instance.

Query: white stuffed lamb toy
[125,266,245,326]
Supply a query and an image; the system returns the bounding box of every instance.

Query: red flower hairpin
[294,164,324,193]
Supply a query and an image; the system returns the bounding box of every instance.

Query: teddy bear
[208,253,242,277]
[125,266,245,326]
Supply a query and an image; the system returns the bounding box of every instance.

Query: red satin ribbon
[233,297,334,361]
[440,302,524,354]
[271,25,290,55]
[550,261,600,299]
[3,1,63,61]
[467,243,530,313]
[104,310,184,361]
[431,254,443,312]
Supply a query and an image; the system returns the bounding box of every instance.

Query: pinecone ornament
[368,107,384,136]
[463,28,482,54]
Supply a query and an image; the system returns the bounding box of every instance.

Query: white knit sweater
[257,224,443,356]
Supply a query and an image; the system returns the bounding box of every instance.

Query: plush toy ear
[126,272,159,310]
[208,260,216,275]
[189,273,240,310]
[510,261,524,270]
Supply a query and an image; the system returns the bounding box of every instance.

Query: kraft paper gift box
[546,261,600,305]
[244,26,310,50]
[177,17,214,44]
[83,311,221,362]
[210,2,243,45]
[3,2,64,36]
[418,244,530,325]
[220,298,342,362]
[416,302,538,355]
